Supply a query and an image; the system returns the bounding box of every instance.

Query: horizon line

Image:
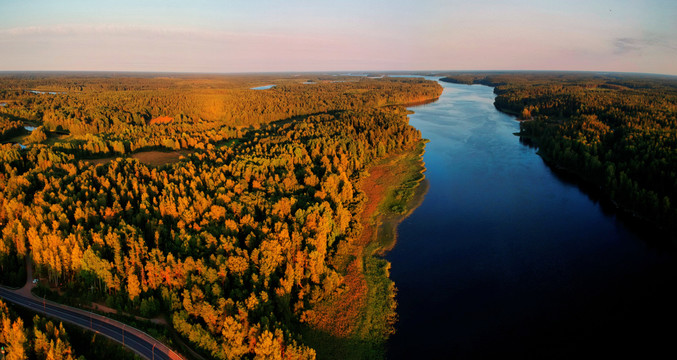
[1,69,676,78]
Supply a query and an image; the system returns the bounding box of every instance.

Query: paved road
[0,287,184,360]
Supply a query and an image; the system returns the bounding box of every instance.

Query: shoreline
[372,149,429,255]
[301,141,429,359]
[300,81,441,357]
[492,103,673,235]
[375,178,429,255]
[441,75,674,234]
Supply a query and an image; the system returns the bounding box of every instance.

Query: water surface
[28,90,61,95]
[250,84,276,90]
[387,79,677,358]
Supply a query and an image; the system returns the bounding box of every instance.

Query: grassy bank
[302,141,429,359]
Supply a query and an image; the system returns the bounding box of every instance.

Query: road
[0,286,184,360]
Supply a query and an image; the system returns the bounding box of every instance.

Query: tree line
[442,72,677,229]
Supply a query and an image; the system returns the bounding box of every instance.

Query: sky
[1,0,676,75]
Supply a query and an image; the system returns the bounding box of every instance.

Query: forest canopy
[0,73,442,359]
[442,72,677,229]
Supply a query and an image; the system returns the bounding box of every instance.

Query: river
[386,78,677,358]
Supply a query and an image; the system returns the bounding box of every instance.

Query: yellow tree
[0,303,27,360]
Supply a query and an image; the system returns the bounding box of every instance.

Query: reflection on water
[28,90,62,95]
[386,80,677,358]
[250,84,276,90]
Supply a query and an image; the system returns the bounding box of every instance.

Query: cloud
[0,23,390,72]
[613,38,641,54]
[613,34,677,55]
[0,24,236,44]
[0,24,332,44]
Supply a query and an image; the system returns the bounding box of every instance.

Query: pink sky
[1,0,675,75]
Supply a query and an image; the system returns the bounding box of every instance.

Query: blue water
[28,90,60,95]
[250,84,276,90]
[386,79,677,358]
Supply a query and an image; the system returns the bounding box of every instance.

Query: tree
[520,107,532,120]
[25,126,48,144]
[0,302,27,360]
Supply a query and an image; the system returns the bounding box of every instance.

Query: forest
[0,73,442,359]
[1,298,80,360]
[442,72,677,231]
[0,298,141,360]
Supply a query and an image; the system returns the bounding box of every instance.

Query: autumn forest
[1,71,677,359]
[0,73,442,359]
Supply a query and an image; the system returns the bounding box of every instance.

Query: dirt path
[16,253,37,297]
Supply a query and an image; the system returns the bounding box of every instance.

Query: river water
[386,79,677,358]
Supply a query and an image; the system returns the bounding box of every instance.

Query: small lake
[386,79,677,358]
[250,85,276,90]
[28,90,61,95]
